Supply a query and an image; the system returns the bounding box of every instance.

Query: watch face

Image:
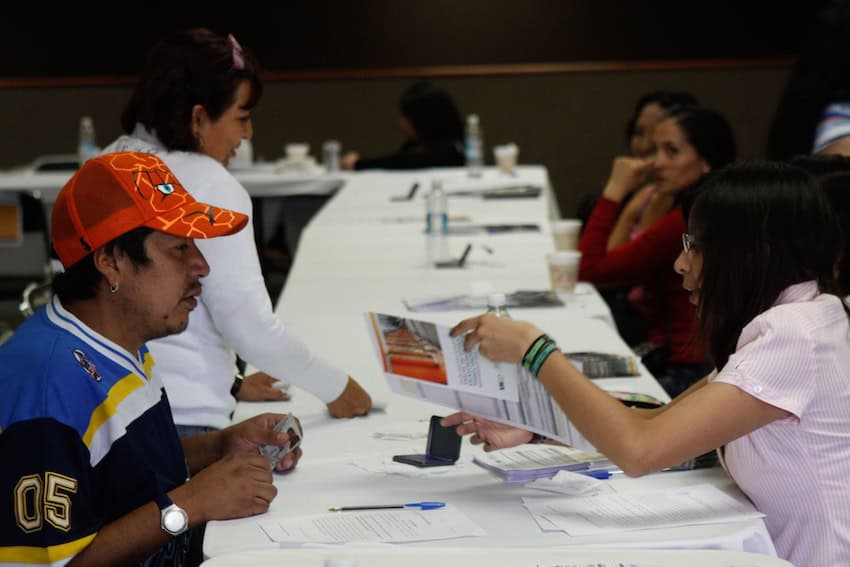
[163,507,188,534]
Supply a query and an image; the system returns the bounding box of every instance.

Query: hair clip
[228,33,245,71]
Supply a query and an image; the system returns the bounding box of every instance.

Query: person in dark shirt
[341,80,465,170]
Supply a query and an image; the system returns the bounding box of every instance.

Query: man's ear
[92,248,120,288]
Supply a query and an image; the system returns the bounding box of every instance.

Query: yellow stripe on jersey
[82,373,145,449]
[0,532,96,564]
[142,351,155,379]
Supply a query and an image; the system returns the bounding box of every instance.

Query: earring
[110,283,120,294]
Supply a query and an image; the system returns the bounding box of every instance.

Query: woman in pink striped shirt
[446,162,850,565]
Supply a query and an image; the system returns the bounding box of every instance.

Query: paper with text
[258,506,485,544]
[365,312,593,450]
[522,483,764,536]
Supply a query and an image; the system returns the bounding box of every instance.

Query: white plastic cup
[285,143,309,162]
[551,219,582,251]
[546,250,582,294]
[493,143,519,174]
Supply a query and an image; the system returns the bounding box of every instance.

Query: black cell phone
[393,415,461,467]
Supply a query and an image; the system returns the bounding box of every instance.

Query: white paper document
[473,444,611,482]
[522,483,764,536]
[365,312,594,450]
[258,506,485,544]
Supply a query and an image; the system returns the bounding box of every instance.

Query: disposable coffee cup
[493,143,519,174]
[546,250,581,294]
[551,219,582,251]
[285,143,309,162]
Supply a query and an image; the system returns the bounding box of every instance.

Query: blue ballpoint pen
[581,469,625,480]
[328,501,445,512]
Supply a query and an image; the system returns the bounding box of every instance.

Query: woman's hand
[602,156,654,203]
[236,372,290,402]
[326,377,372,418]
[441,412,533,451]
[450,313,542,363]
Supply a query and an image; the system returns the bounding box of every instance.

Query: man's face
[117,232,210,343]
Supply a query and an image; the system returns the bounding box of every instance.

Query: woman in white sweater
[104,28,371,434]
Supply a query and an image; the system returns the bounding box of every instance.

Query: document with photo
[365,312,593,449]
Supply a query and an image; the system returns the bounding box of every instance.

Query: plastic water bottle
[486,292,512,392]
[323,140,341,172]
[78,116,98,166]
[486,293,511,318]
[465,114,483,178]
[425,180,449,264]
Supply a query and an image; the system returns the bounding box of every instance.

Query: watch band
[230,372,245,398]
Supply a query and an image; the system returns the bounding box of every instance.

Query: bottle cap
[487,293,507,307]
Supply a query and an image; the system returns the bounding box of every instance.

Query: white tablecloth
[207,166,775,559]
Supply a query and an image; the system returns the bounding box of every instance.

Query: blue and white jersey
[0,297,191,566]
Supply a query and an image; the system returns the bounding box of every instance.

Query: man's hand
[236,372,290,402]
[326,377,372,418]
[441,411,533,451]
[220,413,302,472]
[177,453,278,522]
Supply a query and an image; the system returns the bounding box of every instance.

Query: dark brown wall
[3,2,815,77]
[0,65,789,217]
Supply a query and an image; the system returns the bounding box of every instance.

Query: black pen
[456,243,473,267]
[407,182,420,199]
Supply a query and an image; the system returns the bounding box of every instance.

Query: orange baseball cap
[52,152,249,268]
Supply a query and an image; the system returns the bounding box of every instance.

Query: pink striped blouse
[711,281,850,566]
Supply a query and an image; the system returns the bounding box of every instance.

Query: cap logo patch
[72,348,102,382]
[156,183,175,195]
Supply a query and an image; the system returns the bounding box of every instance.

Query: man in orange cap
[0,152,300,566]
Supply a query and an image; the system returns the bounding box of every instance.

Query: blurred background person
[579,106,736,397]
[594,91,698,345]
[341,80,465,170]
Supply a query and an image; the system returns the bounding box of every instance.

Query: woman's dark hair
[53,228,154,303]
[398,81,463,146]
[121,28,263,151]
[625,91,698,143]
[689,161,844,368]
[792,154,850,295]
[665,106,737,171]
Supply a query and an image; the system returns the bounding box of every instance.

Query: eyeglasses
[682,233,698,253]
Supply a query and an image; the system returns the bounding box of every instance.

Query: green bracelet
[522,334,550,369]
[530,341,559,377]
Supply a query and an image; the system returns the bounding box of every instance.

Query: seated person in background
[593,91,698,345]
[445,162,850,567]
[103,28,371,437]
[0,153,300,566]
[579,106,736,397]
[626,91,699,159]
[341,80,465,170]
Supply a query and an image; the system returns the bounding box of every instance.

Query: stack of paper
[473,444,612,483]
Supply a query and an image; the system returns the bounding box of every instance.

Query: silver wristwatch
[155,493,189,536]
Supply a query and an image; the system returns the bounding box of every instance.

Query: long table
[205,166,776,560]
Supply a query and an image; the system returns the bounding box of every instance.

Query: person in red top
[579,106,736,396]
